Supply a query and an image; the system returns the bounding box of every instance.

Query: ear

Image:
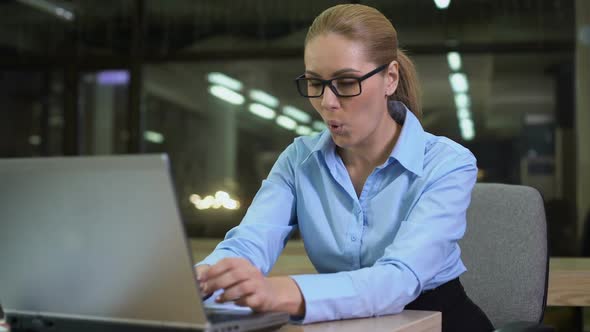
[385,60,399,97]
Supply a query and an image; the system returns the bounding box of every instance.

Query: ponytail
[391,49,421,120]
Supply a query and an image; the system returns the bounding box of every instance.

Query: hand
[195,264,211,299]
[200,258,279,312]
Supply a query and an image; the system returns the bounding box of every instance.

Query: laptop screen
[0,155,208,329]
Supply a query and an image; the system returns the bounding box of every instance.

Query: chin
[331,134,356,149]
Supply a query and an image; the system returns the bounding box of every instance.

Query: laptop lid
[0,155,212,330]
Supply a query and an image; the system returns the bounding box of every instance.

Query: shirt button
[351,236,357,242]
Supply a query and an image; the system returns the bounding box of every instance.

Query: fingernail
[215,296,222,303]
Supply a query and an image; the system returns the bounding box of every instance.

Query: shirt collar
[302,102,425,177]
[389,102,425,177]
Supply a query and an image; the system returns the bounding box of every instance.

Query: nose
[320,84,340,110]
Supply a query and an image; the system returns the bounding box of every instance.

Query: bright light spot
[249,90,279,108]
[449,73,469,93]
[447,52,462,71]
[312,121,327,131]
[207,73,243,91]
[189,194,201,204]
[209,85,245,105]
[295,125,312,136]
[248,103,276,120]
[144,131,164,144]
[283,105,311,123]
[54,7,74,21]
[276,115,297,130]
[461,127,475,141]
[434,0,451,9]
[190,191,240,210]
[460,118,474,131]
[457,108,471,120]
[454,93,471,109]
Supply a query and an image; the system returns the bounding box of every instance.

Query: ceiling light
[248,103,276,120]
[461,129,475,141]
[17,0,75,21]
[312,121,327,131]
[447,52,462,71]
[276,115,297,131]
[209,85,245,105]
[295,125,312,136]
[283,105,311,123]
[433,0,451,9]
[449,73,469,93]
[144,131,164,144]
[207,72,243,91]
[460,118,474,131]
[457,108,471,120]
[454,93,471,109]
[249,90,279,108]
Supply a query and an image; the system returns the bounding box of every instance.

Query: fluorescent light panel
[295,125,312,136]
[447,52,462,71]
[17,0,75,21]
[276,115,297,130]
[249,90,279,108]
[312,121,327,131]
[283,105,311,123]
[457,108,471,120]
[449,73,469,93]
[433,0,451,9]
[454,93,471,109]
[248,103,276,120]
[144,130,164,144]
[209,85,245,105]
[207,72,243,91]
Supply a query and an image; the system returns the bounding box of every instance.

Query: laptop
[0,155,289,332]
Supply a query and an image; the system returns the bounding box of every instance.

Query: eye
[336,79,358,86]
[307,80,323,87]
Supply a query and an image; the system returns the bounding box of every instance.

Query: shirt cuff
[289,272,361,324]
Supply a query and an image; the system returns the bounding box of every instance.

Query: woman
[196,4,493,331]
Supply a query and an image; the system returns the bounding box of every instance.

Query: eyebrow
[305,68,361,78]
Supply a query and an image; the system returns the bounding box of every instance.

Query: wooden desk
[192,240,590,308]
[279,310,441,332]
[547,257,590,307]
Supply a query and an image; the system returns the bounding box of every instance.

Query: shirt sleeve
[290,151,477,324]
[197,143,300,276]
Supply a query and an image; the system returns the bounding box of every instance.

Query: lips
[327,120,342,129]
[326,120,345,135]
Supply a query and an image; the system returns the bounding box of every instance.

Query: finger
[195,266,210,281]
[204,258,250,280]
[234,293,264,312]
[205,268,250,294]
[216,279,256,303]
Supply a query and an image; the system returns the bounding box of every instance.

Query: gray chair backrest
[460,183,548,328]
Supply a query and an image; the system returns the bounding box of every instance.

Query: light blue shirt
[198,106,477,324]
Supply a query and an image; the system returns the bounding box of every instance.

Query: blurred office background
[0,0,589,328]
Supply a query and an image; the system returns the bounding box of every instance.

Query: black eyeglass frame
[294,63,389,98]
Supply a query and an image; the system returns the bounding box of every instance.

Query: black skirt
[405,278,494,332]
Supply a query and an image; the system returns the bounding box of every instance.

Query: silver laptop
[0,155,289,332]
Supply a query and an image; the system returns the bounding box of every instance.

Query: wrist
[269,276,305,316]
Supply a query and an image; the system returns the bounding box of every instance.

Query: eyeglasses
[295,64,388,98]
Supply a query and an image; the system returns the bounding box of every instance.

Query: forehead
[304,33,371,74]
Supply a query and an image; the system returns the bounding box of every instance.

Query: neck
[338,113,401,169]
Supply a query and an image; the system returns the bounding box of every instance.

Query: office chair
[460,183,554,332]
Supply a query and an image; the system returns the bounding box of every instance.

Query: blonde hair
[305,4,422,120]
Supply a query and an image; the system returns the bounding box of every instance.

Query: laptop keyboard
[205,309,263,324]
